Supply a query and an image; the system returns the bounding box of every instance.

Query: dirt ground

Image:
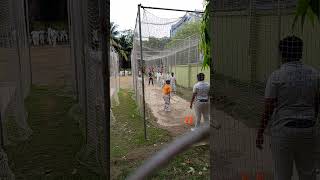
[119,76,198,136]
[30,46,73,88]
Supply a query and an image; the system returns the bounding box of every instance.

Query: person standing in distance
[148,69,154,86]
[170,72,177,94]
[163,80,172,112]
[190,73,211,131]
[256,35,319,180]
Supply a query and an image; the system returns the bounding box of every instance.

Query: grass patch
[111,89,170,158]
[111,89,209,179]
[5,85,105,179]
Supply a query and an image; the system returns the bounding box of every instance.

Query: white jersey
[166,74,170,80]
[31,31,39,39]
[193,81,210,101]
[170,76,176,85]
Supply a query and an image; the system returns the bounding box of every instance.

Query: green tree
[166,21,201,48]
[293,0,320,30]
[200,0,211,69]
[118,30,134,70]
[110,22,128,61]
[143,37,170,49]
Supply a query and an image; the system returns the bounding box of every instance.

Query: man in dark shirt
[148,70,154,86]
[256,36,319,180]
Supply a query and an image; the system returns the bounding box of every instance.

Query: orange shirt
[162,84,171,95]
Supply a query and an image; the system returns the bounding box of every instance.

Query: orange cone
[241,174,249,180]
[184,115,193,125]
[256,172,264,180]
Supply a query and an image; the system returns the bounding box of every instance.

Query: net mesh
[132,8,207,123]
[210,0,320,179]
[110,47,120,106]
[69,0,110,174]
[0,0,32,178]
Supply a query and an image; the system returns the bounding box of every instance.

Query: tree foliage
[110,22,133,61]
[143,37,170,50]
[200,0,211,69]
[292,0,320,30]
[166,21,201,48]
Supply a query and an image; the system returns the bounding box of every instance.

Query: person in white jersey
[39,30,45,46]
[256,35,319,180]
[156,70,161,86]
[170,72,177,94]
[51,29,57,47]
[31,31,39,46]
[159,72,165,88]
[190,73,210,131]
[47,28,52,45]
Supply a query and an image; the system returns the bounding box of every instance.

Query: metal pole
[277,0,282,68]
[68,0,79,100]
[127,125,210,180]
[98,0,110,177]
[187,37,191,88]
[174,51,177,76]
[24,0,33,86]
[0,112,4,148]
[138,4,147,140]
[141,5,204,14]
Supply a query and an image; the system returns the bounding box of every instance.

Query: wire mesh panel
[210,0,320,179]
[131,8,207,127]
[69,0,109,174]
[110,47,119,106]
[0,0,32,178]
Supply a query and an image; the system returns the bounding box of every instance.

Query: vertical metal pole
[277,0,282,68]
[174,51,177,76]
[138,4,147,140]
[25,0,33,86]
[68,0,79,100]
[0,112,4,148]
[187,37,191,88]
[98,0,110,177]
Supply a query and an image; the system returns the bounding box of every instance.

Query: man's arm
[190,85,197,109]
[258,98,276,134]
[315,92,319,118]
[190,93,196,109]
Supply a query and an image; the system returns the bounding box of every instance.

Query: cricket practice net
[0,0,32,178]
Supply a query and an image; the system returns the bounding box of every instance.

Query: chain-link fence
[210,0,320,179]
[0,0,32,178]
[69,0,110,175]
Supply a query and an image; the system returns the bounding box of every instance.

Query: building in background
[170,12,202,38]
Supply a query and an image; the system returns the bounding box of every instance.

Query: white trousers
[194,101,209,128]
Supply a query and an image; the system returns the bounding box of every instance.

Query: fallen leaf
[187,167,195,174]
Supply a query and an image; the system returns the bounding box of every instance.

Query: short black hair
[171,72,174,76]
[279,35,303,61]
[166,80,170,84]
[197,73,205,81]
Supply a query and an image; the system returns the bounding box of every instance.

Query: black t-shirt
[148,72,153,78]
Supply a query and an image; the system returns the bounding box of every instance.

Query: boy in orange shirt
[162,80,172,112]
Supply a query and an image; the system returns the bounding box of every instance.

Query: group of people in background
[146,66,211,133]
[30,28,68,47]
